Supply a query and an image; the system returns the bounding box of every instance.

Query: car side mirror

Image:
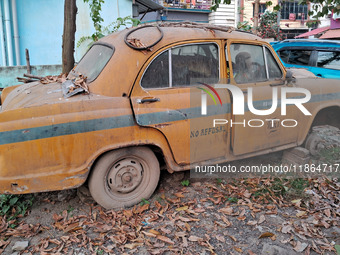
[285,70,294,84]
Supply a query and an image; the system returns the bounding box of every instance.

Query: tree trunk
[62,0,77,74]
[253,0,259,35]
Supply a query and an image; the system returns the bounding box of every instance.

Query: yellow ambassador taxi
[0,23,339,209]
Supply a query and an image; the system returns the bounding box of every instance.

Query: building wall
[0,0,132,67]
[209,1,238,27]
[242,0,309,30]
[140,8,210,23]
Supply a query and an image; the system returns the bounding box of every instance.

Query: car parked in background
[271,39,340,79]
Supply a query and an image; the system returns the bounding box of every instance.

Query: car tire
[88,147,160,209]
[305,132,323,156]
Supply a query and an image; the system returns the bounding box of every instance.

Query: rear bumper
[0,168,89,194]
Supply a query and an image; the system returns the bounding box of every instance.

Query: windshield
[68,44,114,83]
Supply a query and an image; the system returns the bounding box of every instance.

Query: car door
[227,41,299,155]
[130,42,231,165]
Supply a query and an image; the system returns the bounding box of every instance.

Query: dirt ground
[0,148,339,255]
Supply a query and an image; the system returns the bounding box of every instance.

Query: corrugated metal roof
[320,28,340,39]
[295,26,330,38]
[135,0,163,14]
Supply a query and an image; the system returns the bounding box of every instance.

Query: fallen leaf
[247,221,257,226]
[149,229,161,235]
[221,215,232,227]
[258,215,265,224]
[215,235,225,242]
[124,243,143,249]
[237,216,246,221]
[185,223,191,232]
[234,247,243,253]
[296,210,307,217]
[258,232,275,239]
[176,206,188,212]
[174,192,185,198]
[323,209,331,218]
[227,235,237,242]
[293,241,308,252]
[281,224,293,234]
[157,235,175,245]
[243,190,252,198]
[142,231,156,238]
[248,250,256,255]
[219,207,233,215]
[188,235,203,242]
[178,216,199,222]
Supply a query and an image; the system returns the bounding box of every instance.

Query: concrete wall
[0,0,132,67]
[0,65,62,88]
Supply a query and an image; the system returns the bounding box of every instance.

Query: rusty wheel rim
[107,157,144,194]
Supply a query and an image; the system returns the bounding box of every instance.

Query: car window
[265,48,283,79]
[172,44,219,86]
[316,51,340,70]
[141,51,169,89]
[69,44,114,83]
[141,43,219,89]
[278,49,312,66]
[230,44,266,84]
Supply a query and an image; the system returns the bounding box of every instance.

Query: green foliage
[84,0,105,40]
[253,178,309,199]
[181,180,190,187]
[140,198,150,206]
[319,147,340,164]
[257,11,283,40]
[226,197,238,203]
[237,21,253,32]
[0,194,34,223]
[77,16,141,48]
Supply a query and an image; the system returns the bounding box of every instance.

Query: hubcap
[107,158,143,193]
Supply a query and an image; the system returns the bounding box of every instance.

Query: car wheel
[88,147,160,209]
[305,132,323,156]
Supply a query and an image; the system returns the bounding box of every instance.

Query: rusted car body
[1,23,339,209]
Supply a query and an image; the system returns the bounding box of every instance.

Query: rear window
[69,44,114,83]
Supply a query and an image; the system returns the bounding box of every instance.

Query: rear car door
[227,41,299,155]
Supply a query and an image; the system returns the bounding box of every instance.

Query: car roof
[100,22,264,49]
[271,39,340,50]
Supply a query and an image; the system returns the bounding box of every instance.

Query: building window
[253,3,267,17]
[163,0,212,9]
[280,1,308,20]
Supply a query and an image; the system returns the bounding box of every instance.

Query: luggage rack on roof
[124,21,253,51]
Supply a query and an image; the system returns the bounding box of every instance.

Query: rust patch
[11,183,28,192]
[154,123,172,128]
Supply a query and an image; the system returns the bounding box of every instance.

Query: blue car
[271,39,340,79]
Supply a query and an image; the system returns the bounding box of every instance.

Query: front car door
[131,41,231,165]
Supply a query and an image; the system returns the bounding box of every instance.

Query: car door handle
[137,98,160,104]
[316,74,323,77]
